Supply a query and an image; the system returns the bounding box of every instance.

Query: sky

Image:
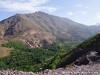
[0,0,100,25]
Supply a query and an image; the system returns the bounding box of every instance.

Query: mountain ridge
[0,11,100,47]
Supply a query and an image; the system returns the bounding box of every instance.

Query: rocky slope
[0,11,100,47]
[35,64,100,75]
[56,33,100,68]
[0,64,100,75]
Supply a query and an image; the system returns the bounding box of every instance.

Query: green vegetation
[44,44,77,69]
[80,38,96,47]
[0,41,78,72]
[0,34,99,72]
[79,33,100,48]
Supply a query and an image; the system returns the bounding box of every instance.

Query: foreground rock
[0,64,100,75]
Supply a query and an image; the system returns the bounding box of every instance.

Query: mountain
[0,11,100,47]
[0,11,100,74]
[89,25,100,34]
[55,33,100,68]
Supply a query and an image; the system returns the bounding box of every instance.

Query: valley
[0,12,100,75]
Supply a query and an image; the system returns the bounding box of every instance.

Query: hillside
[0,40,78,72]
[44,33,100,69]
[0,11,99,47]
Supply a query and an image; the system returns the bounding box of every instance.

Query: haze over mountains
[0,11,100,47]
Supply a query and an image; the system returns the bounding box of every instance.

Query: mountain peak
[14,11,48,16]
[35,11,46,14]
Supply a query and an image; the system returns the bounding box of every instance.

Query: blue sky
[0,0,100,25]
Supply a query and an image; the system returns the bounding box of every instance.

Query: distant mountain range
[0,11,100,47]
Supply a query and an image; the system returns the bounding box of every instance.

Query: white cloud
[75,4,83,7]
[66,11,88,17]
[67,12,74,16]
[75,3,89,9]
[85,6,89,9]
[80,11,88,15]
[84,12,100,25]
[96,12,100,19]
[0,0,56,13]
